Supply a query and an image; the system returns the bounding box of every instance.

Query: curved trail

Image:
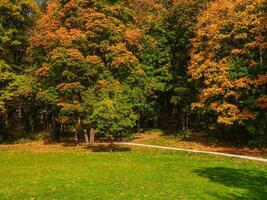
[116,142,267,163]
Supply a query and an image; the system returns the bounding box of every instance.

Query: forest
[0,0,266,146]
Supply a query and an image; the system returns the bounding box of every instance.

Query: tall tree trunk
[89,128,95,144]
[18,105,22,119]
[197,113,200,130]
[74,117,81,143]
[259,46,263,65]
[5,112,8,127]
[30,114,34,132]
[74,129,78,143]
[84,129,89,144]
[186,113,189,131]
[182,113,185,131]
[52,106,58,142]
[137,118,140,133]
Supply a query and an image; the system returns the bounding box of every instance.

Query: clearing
[0,142,266,200]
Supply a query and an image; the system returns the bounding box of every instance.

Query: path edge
[116,142,267,163]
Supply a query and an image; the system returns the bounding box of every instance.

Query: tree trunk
[60,124,63,134]
[108,135,113,152]
[30,114,34,132]
[18,105,22,119]
[89,128,95,144]
[84,129,89,144]
[137,118,140,133]
[197,113,200,130]
[186,113,189,131]
[259,46,263,65]
[5,112,8,127]
[74,129,78,143]
[52,106,58,142]
[183,113,186,131]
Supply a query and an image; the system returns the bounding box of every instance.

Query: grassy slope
[0,146,266,200]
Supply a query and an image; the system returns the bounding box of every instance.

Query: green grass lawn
[0,146,266,200]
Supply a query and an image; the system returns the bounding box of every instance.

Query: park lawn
[0,145,266,200]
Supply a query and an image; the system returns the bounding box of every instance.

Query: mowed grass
[0,145,266,200]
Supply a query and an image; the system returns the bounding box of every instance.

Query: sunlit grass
[0,145,266,200]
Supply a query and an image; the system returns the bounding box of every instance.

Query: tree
[164,0,210,130]
[83,80,138,141]
[30,0,151,141]
[0,0,39,66]
[0,0,40,139]
[188,0,267,134]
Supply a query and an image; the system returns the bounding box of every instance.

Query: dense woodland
[0,0,266,146]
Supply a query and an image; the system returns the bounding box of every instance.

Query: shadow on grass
[85,144,131,152]
[194,167,267,199]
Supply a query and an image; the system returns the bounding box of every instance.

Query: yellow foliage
[57,102,80,112]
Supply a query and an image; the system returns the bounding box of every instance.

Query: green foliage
[0,0,40,66]
[83,81,138,138]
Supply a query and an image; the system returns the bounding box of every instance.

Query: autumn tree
[189,0,267,136]
[30,0,152,141]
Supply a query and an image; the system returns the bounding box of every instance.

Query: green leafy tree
[0,0,40,139]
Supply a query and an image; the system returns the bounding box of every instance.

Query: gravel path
[116,142,267,163]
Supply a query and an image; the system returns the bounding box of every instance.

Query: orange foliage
[189,0,266,125]
[86,55,102,65]
[36,63,50,77]
[30,1,85,51]
[254,74,267,86]
[256,96,267,108]
[125,29,143,47]
[56,82,84,93]
[66,48,83,59]
[108,43,139,69]
[97,80,107,89]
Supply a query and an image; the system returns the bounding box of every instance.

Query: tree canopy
[0,0,266,146]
